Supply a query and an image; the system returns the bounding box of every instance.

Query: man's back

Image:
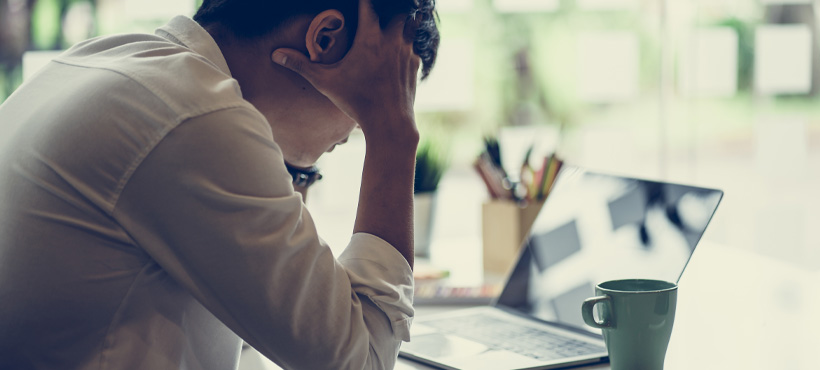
[0,20,249,369]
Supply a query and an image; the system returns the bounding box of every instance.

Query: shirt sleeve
[111,105,414,370]
[340,233,415,342]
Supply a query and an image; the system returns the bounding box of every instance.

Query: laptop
[400,165,723,370]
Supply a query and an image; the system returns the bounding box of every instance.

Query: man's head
[194,0,438,77]
[193,0,439,166]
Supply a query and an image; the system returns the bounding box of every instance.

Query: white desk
[239,241,819,369]
[397,240,820,369]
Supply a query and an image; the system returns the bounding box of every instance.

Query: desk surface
[239,241,819,370]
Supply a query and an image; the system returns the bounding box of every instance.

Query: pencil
[535,154,553,200]
[542,156,562,198]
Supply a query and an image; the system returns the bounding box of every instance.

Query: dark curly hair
[193,0,439,79]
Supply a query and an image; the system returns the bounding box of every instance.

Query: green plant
[414,139,448,194]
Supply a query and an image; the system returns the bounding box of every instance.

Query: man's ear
[305,10,349,64]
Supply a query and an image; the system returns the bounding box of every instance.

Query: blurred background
[1,0,819,273]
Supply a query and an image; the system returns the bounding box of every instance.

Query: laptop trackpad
[403,333,544,370]
[403,333,488,358]
[446,350,544,370]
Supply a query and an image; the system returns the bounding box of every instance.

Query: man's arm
[354,135,417,267]
[272,0,422,268]
[114,106,413,369]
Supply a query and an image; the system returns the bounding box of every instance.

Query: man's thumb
[272,49,314,79]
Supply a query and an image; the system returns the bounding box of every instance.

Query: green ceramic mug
[581,279,678,370]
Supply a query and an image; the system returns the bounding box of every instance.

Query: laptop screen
[496,166,723,332]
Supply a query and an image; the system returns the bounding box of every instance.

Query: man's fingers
[272,49,318,82]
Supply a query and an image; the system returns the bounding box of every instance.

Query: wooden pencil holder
[481,199,544,275]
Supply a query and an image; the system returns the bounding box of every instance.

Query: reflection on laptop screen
[496,166,723,332]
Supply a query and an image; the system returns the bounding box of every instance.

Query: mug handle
[582,296,613,329]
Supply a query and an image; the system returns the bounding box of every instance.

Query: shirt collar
[155,16,232,77]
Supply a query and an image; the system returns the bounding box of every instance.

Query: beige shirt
[0,16,413,370]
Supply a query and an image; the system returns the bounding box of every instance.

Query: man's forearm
[353,133,418,268]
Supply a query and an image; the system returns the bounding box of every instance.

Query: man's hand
[272,0,421,145]
[272,0,422,267]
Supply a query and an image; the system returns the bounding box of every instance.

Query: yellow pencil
[541,156,561,198]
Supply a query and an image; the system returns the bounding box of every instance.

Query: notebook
[400,165,723,370]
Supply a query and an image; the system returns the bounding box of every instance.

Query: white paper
[576,31,640,103]
[414,38,474,112]
[493,0,559,13]
[755,25,813,95]
[679,28,738,97]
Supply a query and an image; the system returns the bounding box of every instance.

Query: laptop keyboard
[421,313,605,361]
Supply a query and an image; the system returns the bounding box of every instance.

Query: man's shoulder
[55,32,247,119]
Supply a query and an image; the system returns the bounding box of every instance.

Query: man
[0,0,439,368]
